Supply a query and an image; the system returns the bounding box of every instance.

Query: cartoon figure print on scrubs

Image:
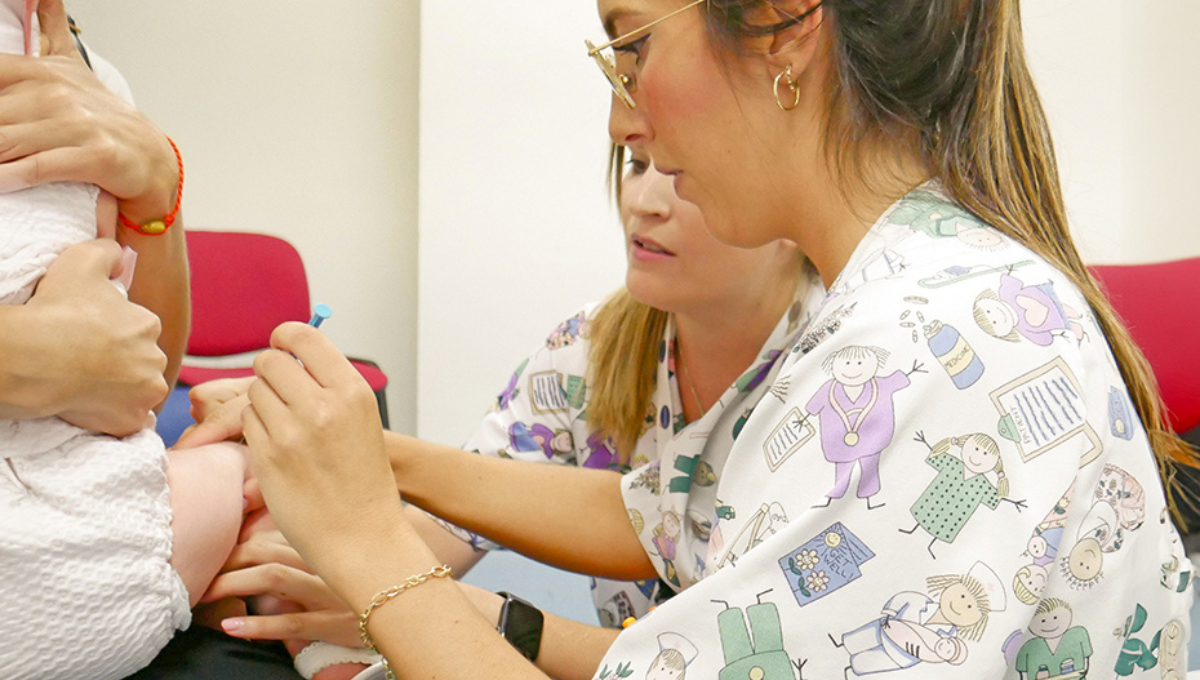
[435,288,821,624]
[900,430,1027,558]
[592,186,1193,679]
[806,345,921,510]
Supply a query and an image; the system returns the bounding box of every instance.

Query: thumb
[37,0,83,61]
[37,239,126,291]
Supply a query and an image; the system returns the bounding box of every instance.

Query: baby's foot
[307,658,368,680]
[289,640,379,680]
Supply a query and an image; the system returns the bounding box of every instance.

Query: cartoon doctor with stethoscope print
[807,346,925,509]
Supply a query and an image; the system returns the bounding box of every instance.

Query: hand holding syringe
[172,304,335,456]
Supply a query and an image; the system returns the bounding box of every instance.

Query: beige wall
[416,0,626,445]
[1025,0,1200,264]
[1119,1,1200,262]
[70,0,420,433]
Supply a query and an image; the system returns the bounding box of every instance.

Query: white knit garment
[0,2,190,677]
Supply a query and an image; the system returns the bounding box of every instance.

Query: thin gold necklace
[679,351,707,420]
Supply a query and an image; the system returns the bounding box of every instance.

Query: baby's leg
[167,442,246,605]
[172,449,372,680]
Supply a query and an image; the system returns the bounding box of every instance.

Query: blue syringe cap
[308,303,333,327]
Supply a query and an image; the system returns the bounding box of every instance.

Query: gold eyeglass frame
[585,0,708,109]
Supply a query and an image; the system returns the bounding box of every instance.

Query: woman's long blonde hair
[706,0,1196,522]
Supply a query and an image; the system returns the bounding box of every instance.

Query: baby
[0,3,251,679]
[0,4,382,680]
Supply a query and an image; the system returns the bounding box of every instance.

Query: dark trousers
[125,626,300,680]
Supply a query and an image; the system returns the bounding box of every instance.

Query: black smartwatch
[496,591,544,662]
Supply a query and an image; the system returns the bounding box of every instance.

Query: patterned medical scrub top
[592,186,1193,680]
[444,276,823,627]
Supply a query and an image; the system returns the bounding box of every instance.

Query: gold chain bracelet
[359,564,453,679]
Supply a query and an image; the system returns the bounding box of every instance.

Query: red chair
[178,230,390,428]
[1090,257,1200,434]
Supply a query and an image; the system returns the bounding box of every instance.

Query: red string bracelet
[118,135,184,236]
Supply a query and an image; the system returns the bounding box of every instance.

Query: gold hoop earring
[773,65,800,112]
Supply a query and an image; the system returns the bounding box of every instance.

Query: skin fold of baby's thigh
[166,441,247,606]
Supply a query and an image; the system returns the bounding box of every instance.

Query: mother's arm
[0,1,180,225]
[0,0,189,424]
[119,219,190,395]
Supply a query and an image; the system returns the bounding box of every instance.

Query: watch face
[499,593,544,662]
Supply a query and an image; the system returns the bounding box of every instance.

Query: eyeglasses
[585,0,707,109]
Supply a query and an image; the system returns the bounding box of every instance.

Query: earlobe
[760,2,828,113]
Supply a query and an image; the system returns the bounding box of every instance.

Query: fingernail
[243,497,250,511]
[221,618,244,633]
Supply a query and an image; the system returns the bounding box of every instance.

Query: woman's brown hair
[705,0,1197,521]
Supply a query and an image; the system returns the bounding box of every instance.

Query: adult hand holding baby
[204,529,365,649]
[0,0,189,435]
[0,238,167,435]
[209,528,508,664]
[0,0,179,226]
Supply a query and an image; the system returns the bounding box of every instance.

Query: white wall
[415,0,626,623]
[1023,1,1126,264]
[70,0,420,434]
[417,0,625,446]
[1024,0,1200,264]
[418,0,1200,445]
[1118,1,1200,263]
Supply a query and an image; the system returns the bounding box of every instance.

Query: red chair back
[1091,257,1200,433]
[186,230,310,357]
